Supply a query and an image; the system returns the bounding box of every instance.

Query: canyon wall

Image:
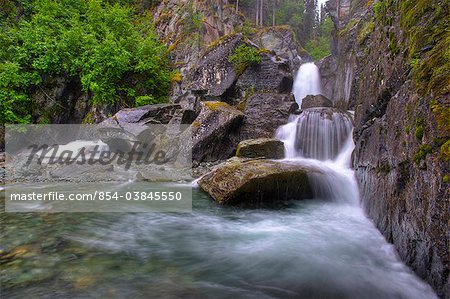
[326,0,450,297]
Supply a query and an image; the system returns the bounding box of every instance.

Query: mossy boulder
[236,138,285,159]
[198,158,320,206]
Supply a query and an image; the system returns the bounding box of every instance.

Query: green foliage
[440,140,450,162]
[414,118,424,141]
[373,1,382,16]
[443,174,449,184]
[182,1,203,34]
[358,20,374,45]
[135,95,159,107]
[228,44,262,75]
[0,0,170,124]
[413,144,432,164]
[400,0,450,147]
[305,17,333,60]
[275,0,306,42]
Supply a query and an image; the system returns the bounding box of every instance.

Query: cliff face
[326,0,450,297]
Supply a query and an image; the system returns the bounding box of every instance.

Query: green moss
[207,33,237,51]
[443,174,449,184]
[358,20,375,45]
[404,126,410,134]
[440,140,450,162]
[82,111,95,124]
[413,144,432,164]
[236,98,248,112]
[204,101,232,111]
[338,19,359,37]
[400,0,450,147]
[430,99,450,135]
[373,1,382,16]
[376,162,391,174]
[414,118,424,141]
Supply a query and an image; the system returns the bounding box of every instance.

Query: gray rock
[236,138,284,159]
[236,56,293,94]
[198,158,320,205]
[187,34,244,98]
[317,55,337,101]
[301,94,333,109]
[191,101,244,164]
[114,104,181,124]
[240,93,298,140]
[252,26,310,72]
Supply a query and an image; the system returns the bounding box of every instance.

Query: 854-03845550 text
[9,191,184,201]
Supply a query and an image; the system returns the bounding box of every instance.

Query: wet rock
[191,101,244,164]
[236,138,285,159]
[301,94,333,109]
[113,104,181,124]
[317,55,337,101]
[187,34,244,99]
[240,93,298,140]
[236,56,293,94]
[252,26,309,72]
[198,158,319,205]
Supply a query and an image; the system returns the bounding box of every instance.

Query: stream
[0,63,438,299]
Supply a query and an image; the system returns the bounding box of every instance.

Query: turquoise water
[1,188,437,299]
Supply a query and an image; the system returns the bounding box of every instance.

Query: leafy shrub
[0,0,171,124]
[228,44,262,75]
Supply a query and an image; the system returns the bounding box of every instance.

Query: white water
[292,62,322,106]
[5,64,437,299]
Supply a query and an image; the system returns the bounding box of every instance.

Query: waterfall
[276,63,358,204]
[292,62,322,106]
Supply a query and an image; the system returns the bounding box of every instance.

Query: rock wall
[327,0,450,297]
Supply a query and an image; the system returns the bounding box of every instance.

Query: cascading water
[292,62,322,106]
[3,63,438,299]
[277,62,358,204]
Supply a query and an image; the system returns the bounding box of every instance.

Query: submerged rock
[236,138,285,159]
[301,94,333,109]
[191,101,244,164]
[198,158,319,205]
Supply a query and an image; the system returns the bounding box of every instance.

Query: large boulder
[301,94,333,109]
[240,93,298,139]
[236,56,293,94]
[236,138,285,159]
[191,101,244,164]
[187,34,244,99]
[198,158,319,205]
[252,26,310,72]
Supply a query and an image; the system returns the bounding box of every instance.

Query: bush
[228,44,262,75]
[0,0,171,124]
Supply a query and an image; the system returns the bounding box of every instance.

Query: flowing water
[0,63,438,299]
[292,62,322,107]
